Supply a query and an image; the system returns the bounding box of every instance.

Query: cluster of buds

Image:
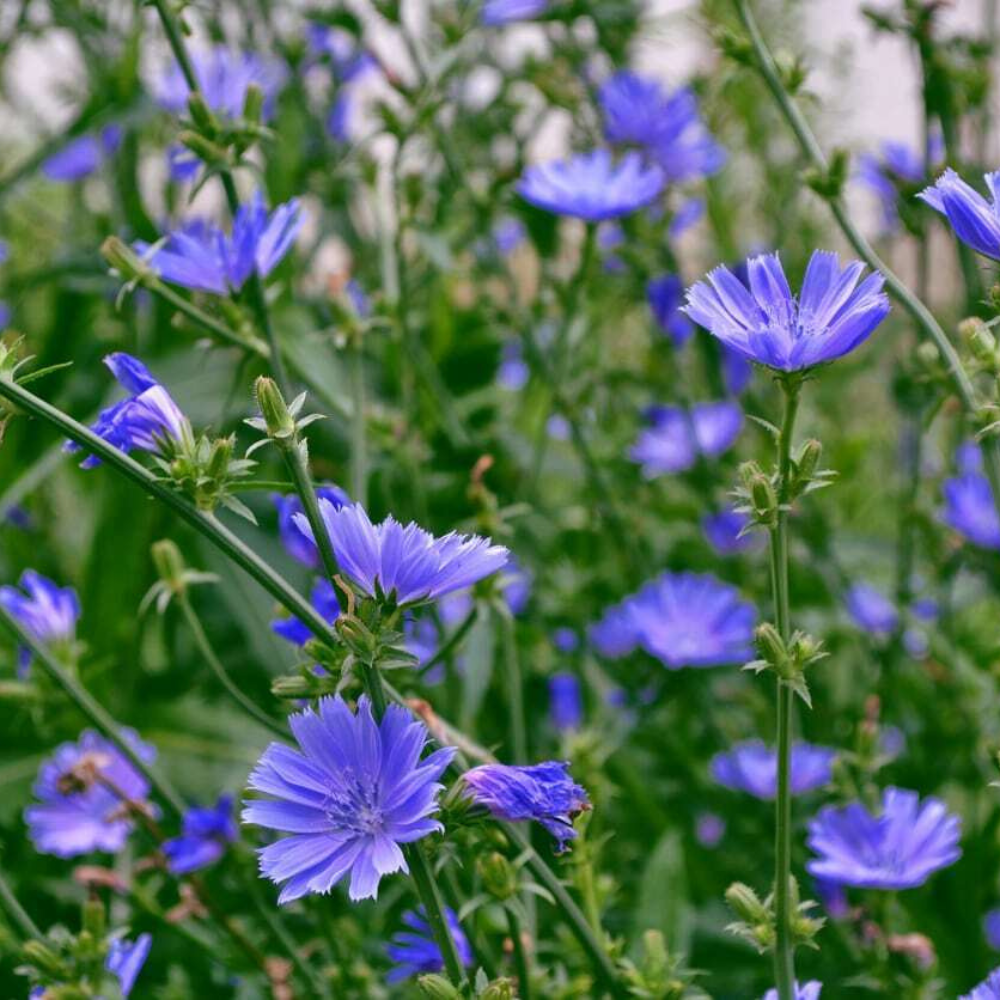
[745,623,827,706]
[736,437,831,529]
[0,336,71,443]
[141,540,219,615]
[180,88,272,173]
[725,878,824,955]
[418,972,516,1000]
[618,930,709,1000]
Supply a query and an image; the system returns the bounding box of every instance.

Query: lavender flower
[684,250,890,371]
[26,730,156,857]
[386,907,473,983]
[42,126,122,182]
[588,602,637,658]
[647,275,695,346]
[815,878,850,920]
[497,341,530,391]
[494,217,526,255]
[134,192,305,295]
[502,557,532,615]
[670,197,706,238]
[272,579,340,648]
[481,0,548,25]
[806,787,961,889]
[106,933,152,997]
[294,502,508,607]
[857,137,941,232]
[243,696,455,902]
[273,487,350,568]
[463,761,589,851]
[763,983,822,1000]
[163,794,237,875]
[0,569,80,673]
[702,507,761,556]
[845,583,899,636]
[919,169,1000,260]
[985,908,1000,950]
[695,812,725,848]
[941,471,1000,550]
[711,740,837,799]
[961,968,1000,1000]
[517,150,665,221]
[722,345,753,395]
[552,628,578,653]
[549,673,583,731]
[630,401,743,477]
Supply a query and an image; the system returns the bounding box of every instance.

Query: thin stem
[506,907,532,1000]
[245,274,291,396]
[0,864,42,940]
[176,591,287,738]
[350,333,368,506]
[496,603,527,763]
[419,607,478,678]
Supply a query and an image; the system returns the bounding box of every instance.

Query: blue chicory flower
[684,250,891,371]
[588,602,638,659]
[497,341,530,391]
[919,169,1000,260]
[272,579,341,647]
[105,933,152,997]
[701,507,761,556]
[985,908,1000,950]
[0,301,10,328]
[42,125,122,182]
[134,191,305,295]
[857,136,941,232]
[0,569,80,674]
[163,794,237,875]
[711,740,837,800]
[463,761,589,851]
[806,786,961,889]
[493,217,526,255]
[243,695,456,903]
[551,628,578,653]
[941,470,1000,550]
[647,274,695,346]
[501,557,532,616]
[722,344,753,394]
[814,878,850,920]
[273,486,350,568]
[517,150,665,222]
[630,402,743,478]
[763,983,822,1000]
[386,907,473,983]
[669,197,706,238]
[294,501,508,607]
[961,968,1000,1000]
[695,812,726,848]
[546,413,571,440]
[844,583,899,636]
[25,729,156,857]
[549,673,583,731]
[481,0,548,25]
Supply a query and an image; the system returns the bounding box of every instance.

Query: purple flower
[985,908,1000,950]
[845,583,899,636]
[497,341,530,391]
[134,191,305,295]
[857,137,941,232]
[722,344,753,394]
[919,169,1000,260]
[42,126,121,182]
[494,217,526,255]
[588,603,638,659]
[307,24,377,83]
[294,502,508,607]
[961,968,1000,1000]
[815,878,850,920]
[702,507,761,556]
[630,402,742,478]
[272,579,341,647]
[517,150,665,222]
[599,72,725,182]
[25,730,156,857]
[647,275,695,346]
[243,695,455,903]
[106,933,152,997]
[763,982,822,1000]
[549,673,583,731]
[155,48,287,121]
[546,413,571,440]
[501,557,532,615]
[463,761,589,851]
[481,0,548,25]
[68,353,188,468]
[0,301,10,328]
[941,472,1000,550]
[551,628,578,653]
[166,144,200,183]
[684,250,890,371]
[163,794,237,875]
[806,787,961,889]
[386,907,473,983]
[695,812,725,848]
[0,570,80,674]
[273,487,350,568]
[711,740,837,799]
[670,198,705,238]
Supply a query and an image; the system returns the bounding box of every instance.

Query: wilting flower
[806,787,961,889]
[684,250,890,371]
[42,126,122,182]
[272,579,341,647]
[243,696,455,902]
[26,730,156,857]
[273,487,350,568]
[961,968,1000,1000]
[549,673,583,731]
[163,794,237,875]
[695,812,726,848]
[711,740,837,799]
[630,402,742,478]
[919,169,1000,261]
[463,761,589,851]
[106,933,152,997]
[518,150,665,221]
[155,47,287,121]
[702,507,761,556]
[941,470,1000,550]
[599,71,725,182]
[857,137,941,232]
[763,983,822,1000]
[294,502,508,607]
[481,0,548,25]
[0,569,80,673]
[68,354,188,468]
[588,602,637,659]
[985,908,1000,950]
[845,583,899,635]
[134,192,305,295]
[386,907,473,983]
[647,275,695,346]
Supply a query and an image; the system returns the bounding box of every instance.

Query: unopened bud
[481,979,516,1000]
[206,435,235,480]
[478,851,517,900]
[177,129,227,165]
[966,320,997,363]
[101,237,150,283]
[916,341,940,368]
[242,83,264,125]
[152,539,186,593]
[21,940,64,976]
[82,898,105,939]
[795,439,822,484]
[416,974,462,999]
[755,623,786,671]
[725,882,768,924]
[186,93,218,136]
[271,675,312,698]
[254,377,296,440]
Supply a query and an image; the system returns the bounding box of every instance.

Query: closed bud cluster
[159,431,256,517]
[962,317,1000,370]
[254,377,296,440]
[417,974,463,999]
[788,438,834,501]
[477,851,518,900]
[480,978,517,1000]
[745,626,826,706]
[724,882,774,954]
[738,461,778,528]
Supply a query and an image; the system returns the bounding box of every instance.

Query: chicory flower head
[0,569,80,673]
[711,740,837,800]
[134,191,305,295]
[42,126,122,182]
[647,274,695,346]
[844,583,899,636]
[26,729,156,858]
[462,761,589,852]
[684,250,890,371]
[481,0,548,25]
[857,136,941,232]
[630,401,742,477]
[941,470,1000,550]
[386,907,473,983]
[806,786,961,889]
[702,507,761,556]
[763,983,822,1000]
[243,695,455,902]
[294,501,508,607]
[518,150,665,221]
[919,169,1000,261]
[961,968,1000,1000]
[105,933,152,997]
[272,579,341,648]
[163,794,237,875]
[588,602,637,659]
[273,487,350,568]
[549,672,583,731]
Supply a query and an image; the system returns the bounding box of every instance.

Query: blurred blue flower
[701,507,761,556]
[814,878,849,920]
[549,673,582,731]
[163,794,237,875]
[106,933,152,997]
[695,812,725,847]
[463,761,589,851]
[961,968,1000,1000]
[0,301,9,328]
[481,0,548,25]
[497,341,530,391]
[166,144,200,183]
[134,191,305,295]
[26,729,156,858]
[501,557,532,615]
[920,169,1000,260]
[386,907,473,983]
[494,217,526,255]
[711,740,837,799]
[857,136,941,231]
[669,197,705,238]
[941,471,1000,550]
[272,579,340,647]
[588,602,638,659]
[307,24,377,82]
[0,569,80,675]
[42,126,121,182]
[294,501,508,607]
[647,274,695,346]
[597,222,626,273]
[599,71,725,182]
[685,250,890,371]
[551,627,578,653]
[518,150,664,221]
[806,787,961,889]
[763,983,822,1000]
[273,486,350,568]
[243,695,455,902]
[630,401,742,477]
[844,583,899,636]
[985,908,1000,950]
[722,344,753,394]
[546,413,571,440]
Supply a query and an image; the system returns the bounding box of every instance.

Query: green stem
[506,907,532,1000]
[350,333,368,506]
[176,592,287,738]
[420,607,477,678]
[496,603,527,763]
[245,274,291,396]
[0,864,42,940]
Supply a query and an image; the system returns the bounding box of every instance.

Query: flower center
[324,769,385,835]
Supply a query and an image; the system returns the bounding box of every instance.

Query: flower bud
[754,623,786,671]
[152,539,187,593]
[962,317,996,363]
[271,675,312,698]
[177,129,227,165]
[480,979,516,1000]
[101,237,151,284]
[206,435,235,481]
[795,439,822,485]
[242,83,265,125]
[477,851,517,900]
[21,940,65,977]
[416,974,463,999]
[82,897,105,940]
[725,882,768,924]
[186,93,218,136]
[254,377,297,440]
